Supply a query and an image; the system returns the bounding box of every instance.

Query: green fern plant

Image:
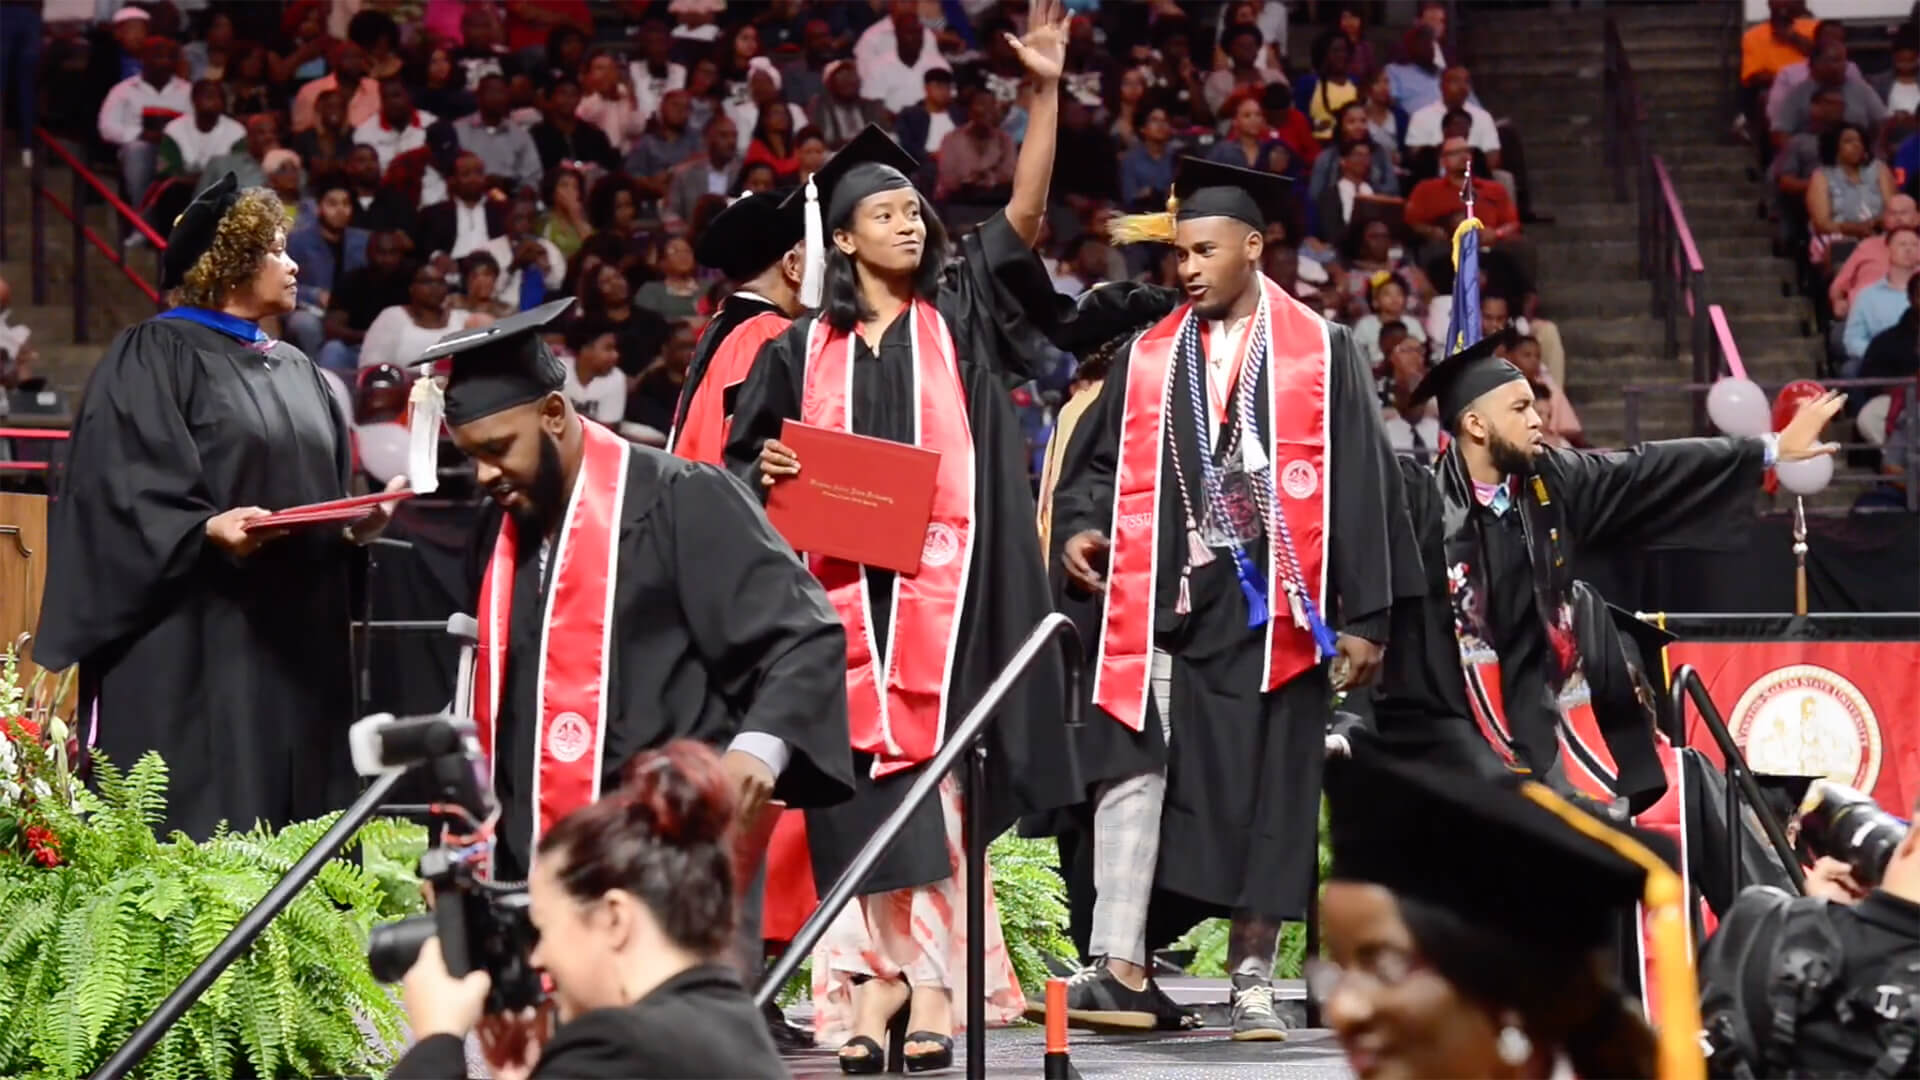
[0,750,428,1079]
[985,834,1075,995]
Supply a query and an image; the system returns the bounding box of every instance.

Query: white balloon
[1706,377,1771,437]
[357,422,410,484]
[1775,454,1834,496]
[319,368,354,423]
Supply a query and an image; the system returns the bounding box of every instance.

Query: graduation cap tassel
[1230,548,1269,629]
[799,176,825,310]
[406,375,444,496]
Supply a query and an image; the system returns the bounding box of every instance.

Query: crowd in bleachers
[1743,0,1920,495]
[3,0,1562,472]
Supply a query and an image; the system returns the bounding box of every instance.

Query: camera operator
[1698,787,1920,1079]
[390,740,785,1080]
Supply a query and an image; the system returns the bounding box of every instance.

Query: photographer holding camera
[1698,783,1920,1078]
[389,740,786,1080]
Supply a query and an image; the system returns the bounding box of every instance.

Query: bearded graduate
[1046,156,1425,1040]
[722,4,1077,1068]
[36,174,401,840]
[1387,330,1843,813]
[414,300,855,906]
[668,189,806,466]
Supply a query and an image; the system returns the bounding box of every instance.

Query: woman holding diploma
[36,174,398,841]
[722,2,1078,1068]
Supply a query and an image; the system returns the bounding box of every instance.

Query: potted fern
[0,645,427,1079]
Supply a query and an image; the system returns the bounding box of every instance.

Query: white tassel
[799,175,825,310]
[407,375,444,495]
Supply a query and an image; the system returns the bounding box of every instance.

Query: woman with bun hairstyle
[391,740,785,1079]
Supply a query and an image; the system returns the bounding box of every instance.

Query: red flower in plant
[4,716,39,741]
[23,824,61,867]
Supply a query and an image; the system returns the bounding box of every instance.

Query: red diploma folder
[732,800,784,903]
[242,490,415,531]
[764,421,939,575]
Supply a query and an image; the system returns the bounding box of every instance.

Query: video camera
[1794,779,1911,889]
[349,713,545,1014]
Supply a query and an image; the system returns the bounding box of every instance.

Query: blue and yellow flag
[1442,214,1483,356]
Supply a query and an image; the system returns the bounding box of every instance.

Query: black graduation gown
[670,291,784,441]
[1051,315,1425,921]
[35,318,360,840]
[390,964,785,1079]
[1441,439,1766,795]
[723,212,1075,896]
[471,449,856,881]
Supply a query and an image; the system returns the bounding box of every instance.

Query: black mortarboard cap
[697,188,805,282]
[791,124,922,306]
[1607,606,1677,672]
[1173,156,1293,230]
[412,297,575,424]
[162,171,241,290]
[1326,751,1647,952]
[1408,325,1526,428]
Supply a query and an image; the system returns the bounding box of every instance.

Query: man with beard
[1046,157,1424,1039]
[412,299,856,903]
[1370,329,1843,813]
[668,189,805,465]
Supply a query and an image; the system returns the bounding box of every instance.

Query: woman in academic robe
[721,4,1077,1068]
[390,741,786,1080]
[35,174,403,841]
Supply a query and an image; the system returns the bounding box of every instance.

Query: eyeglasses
[1304,947,1421,1005]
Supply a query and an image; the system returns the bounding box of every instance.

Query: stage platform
[782,978,1355,1079]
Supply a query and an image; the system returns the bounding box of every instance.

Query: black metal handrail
[753,612,1082,1080]
[1668,663,1807,899]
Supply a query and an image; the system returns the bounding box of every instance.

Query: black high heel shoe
[903,1030,955,1073]
[837,981,910,1074]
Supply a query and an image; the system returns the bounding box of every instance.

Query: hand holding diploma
[759,438,801,488]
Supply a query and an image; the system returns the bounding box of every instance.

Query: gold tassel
[1517,783,1706,1080]
[1107,192,1181,247]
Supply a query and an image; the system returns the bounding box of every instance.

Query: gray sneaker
[1229,974,1287,1041]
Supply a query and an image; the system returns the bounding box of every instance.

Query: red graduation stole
[670,310,791,466]
[473,418,631,859]
[801,302,975,778]
[1092,276,1331,732]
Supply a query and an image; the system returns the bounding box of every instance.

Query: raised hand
[1005,0,1069,83]
[1777,390,1845,461]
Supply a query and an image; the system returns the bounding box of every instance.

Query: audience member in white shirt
[629,23,688,126]
[579,49,648,154]
[159,80,246,183]
[1403,66,1500,165]
[562,325,630,426]
[359,263,472,371]
[351,81,436,170]
[98,37,192,203]
[723,58,809,156]
[854,3,952,114]
[481,200,565,311]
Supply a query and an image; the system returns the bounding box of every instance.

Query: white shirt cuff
[727,731,791,778]
[1760,432,1781,468]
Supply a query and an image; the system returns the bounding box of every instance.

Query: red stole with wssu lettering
[474,418,631,859]
[670,310,791,465]
[801,302,975,778]
[1092,275,1331,732]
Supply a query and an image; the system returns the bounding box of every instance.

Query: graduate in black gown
[1046,158,1426,1039]
[723,5,1077,1063]
[1384,330,1845,814]
[668,189,805,467]
[36,175,400,840]
[410,300,854,897]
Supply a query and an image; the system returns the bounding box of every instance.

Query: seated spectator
[1297,34,1361,143]
[1203,24,1281,119]
[1052,97,1122,215]
[1843,227,1920,374]
[183,10,236,83]
[628,22,687,124]
[1119,105,1177,212]
[218,47,272,120]
[1378,322,1440,459]
[1509,333,1582,448]
[536,76,620,174]
[271,2,332,87]
[291,40,378,134]
[412,46,475,124]
[1363,68,1408,171]
[1861,274,1920,424]
[1406,137,1520,267]
[1339,218,1434,318]
[1311,102,1400,206]
[1110,68,1149,151]
[894,68,961,166]
[665,117,742,228]
[1211,91,1286,172]
[1877,28,1920,119]
[1777,42,1886,145]
[452,250,512,325]
[779,17,836,109]
[809,60,883,149]
[540,166,594,262]
[340,143,412,233]
[318,228,412,374]
[563,324,629,426]
[635,237,702,321]
[685,57,725,133]
[354,80,436,171]
[158,79,244,188]
[349,10,405,82]
[1773,84,1844,219]
[1262,82,1321,169]
[936,87,1016,205]
[359,262,470,371]
[725,58,808,158]
[418,152,507,260]
[99,37,190,206]
[795,126,830,182]
[1353,273,1426,366]
[1808,123,1895,268]
[1386,23,1453,115]
[198,112,281,195]
[1405,65,1499,171]
[1741,1,1818,95]
[451,5,511,87]
[1831,195,1919,318]
[1315,138,1391,248]
[455,74,541,193]
[292,88,356,179]
[285,176,370,357]
[626,319,697,443]
[735,161,777,195]
[744,103,801,183]
[627,90,703,200]
[854,0,953,114]
[1050,233,1114,297]
[483,199,564,312]
[579,261,671,386]
[1325,4,1379,84]
[263,148,305,230]
[579,48,647,155]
